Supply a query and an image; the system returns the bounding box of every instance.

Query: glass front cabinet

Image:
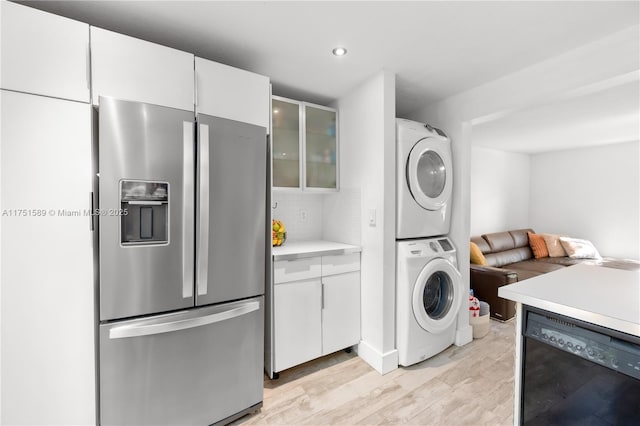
[272,96,338,191]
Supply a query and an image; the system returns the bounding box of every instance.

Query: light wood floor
[236,320,516,425]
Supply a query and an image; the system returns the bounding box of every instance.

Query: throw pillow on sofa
[527,232,549,258]
[559,237,602,259]
[541,233,567,257]
[470,242,488,265]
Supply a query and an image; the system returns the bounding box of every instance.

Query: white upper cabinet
[305,103,338,190]
[91,27,194,110]
[271,97,302,188]
[195,57,270,129]
[272,96,339,191]
[0,1,90,102]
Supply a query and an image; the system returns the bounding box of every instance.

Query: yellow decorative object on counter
[272,219,287,247]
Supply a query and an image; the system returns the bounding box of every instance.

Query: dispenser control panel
[120,180,169,245]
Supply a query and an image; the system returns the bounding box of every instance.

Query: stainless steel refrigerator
[96,97,267,425]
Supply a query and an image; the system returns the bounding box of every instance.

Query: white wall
[271,188,362,246]
[271,192,324,242]
[470,146,531,236]
[322,187,361,245]
[336,70,398,374]
[530,141,640,259]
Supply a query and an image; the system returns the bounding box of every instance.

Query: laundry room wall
[322,187,362,245]
[336,69,398,374]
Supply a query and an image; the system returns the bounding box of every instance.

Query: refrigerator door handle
[109,300,260,339]
[196,123,210,296]
[183,121,195,298]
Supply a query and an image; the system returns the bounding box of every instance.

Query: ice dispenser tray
[120,180,168,245]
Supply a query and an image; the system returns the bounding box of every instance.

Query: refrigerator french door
[98,97,266,425]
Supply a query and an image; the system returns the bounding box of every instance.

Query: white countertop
[498,264,640,337]
[272,240,361,261]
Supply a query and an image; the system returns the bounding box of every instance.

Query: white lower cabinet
[273,253,360,374]
[274,279,322,372]
[322,271,361,355]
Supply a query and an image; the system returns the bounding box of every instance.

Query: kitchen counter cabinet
[322,269,361,355]
[195,58,270,130]
[1,1,90,102]
[91,27,194,110]
[269,245,361,378]
[498,264,640,424]
[321,253,361,356]
[499,264,640,336]
[274,276,323,372]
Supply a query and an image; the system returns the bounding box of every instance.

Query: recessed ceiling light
[332,47,347,57]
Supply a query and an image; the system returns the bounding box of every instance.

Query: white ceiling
[21,0,640,153]
[473,79,640,154]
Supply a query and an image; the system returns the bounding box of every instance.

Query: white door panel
[322,271,361,355]
[1,90,95,424]
[274,279,322,371]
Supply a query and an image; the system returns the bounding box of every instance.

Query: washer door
[412,258,463,334]
[406,138,452,211]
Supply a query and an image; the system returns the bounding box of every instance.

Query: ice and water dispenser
[120,180,169,245]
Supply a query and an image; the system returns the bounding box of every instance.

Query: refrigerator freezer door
[196,115,266,305]
[99,296,264,426]
[99,97,195,321]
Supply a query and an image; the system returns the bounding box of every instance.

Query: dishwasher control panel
[525,310,640,380]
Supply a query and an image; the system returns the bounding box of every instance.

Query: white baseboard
[356,340,398,375]
[455,324,473,346]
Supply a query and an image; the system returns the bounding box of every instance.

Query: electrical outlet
[298,209,308,223]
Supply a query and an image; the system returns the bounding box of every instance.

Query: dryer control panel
[404,237,456,258]
[437,238,452,251]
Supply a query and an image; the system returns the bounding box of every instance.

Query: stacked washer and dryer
[395,118,464,367]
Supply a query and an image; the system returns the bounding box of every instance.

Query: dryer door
[412,258,463,334]
[406,138,452,211]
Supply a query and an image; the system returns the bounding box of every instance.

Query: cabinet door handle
[321,282,325,309]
